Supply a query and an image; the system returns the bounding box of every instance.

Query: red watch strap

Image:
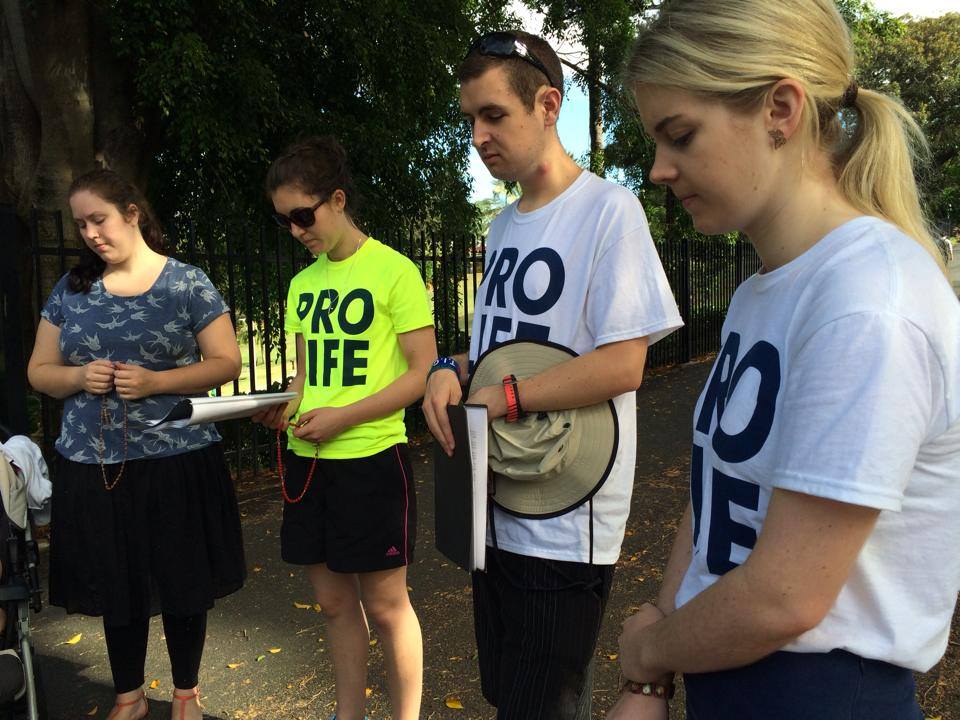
[502,374,521,423]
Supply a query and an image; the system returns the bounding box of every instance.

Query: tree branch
[559,57,621,98]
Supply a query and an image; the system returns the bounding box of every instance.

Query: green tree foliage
[848,9,960,228]
[523,0,649,175]
[100,0,508,235]
[594,2,959,240]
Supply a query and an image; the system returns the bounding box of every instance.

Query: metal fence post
[0,206,29,434]
[679,234,692,363]
[735,235,745,287]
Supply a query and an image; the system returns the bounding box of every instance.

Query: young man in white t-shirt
[422,31,682,720]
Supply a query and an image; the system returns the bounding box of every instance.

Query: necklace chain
[277,234,363,503]
[323,234,363,302]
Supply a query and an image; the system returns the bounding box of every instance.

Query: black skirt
[49,443,246,625]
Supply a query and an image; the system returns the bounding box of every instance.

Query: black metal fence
[0,205,758,478]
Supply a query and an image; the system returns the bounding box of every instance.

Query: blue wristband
[428,356,461,381]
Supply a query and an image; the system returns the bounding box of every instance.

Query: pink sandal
[107,689,148,719]
[172,688,201,720]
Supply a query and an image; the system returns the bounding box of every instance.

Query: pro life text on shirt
[475,247,566,357]
[692,331,781,576]
[296,289,374,387]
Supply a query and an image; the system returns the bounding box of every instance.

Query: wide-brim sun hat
[467,339,619,518]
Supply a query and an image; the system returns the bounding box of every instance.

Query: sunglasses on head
[272,196,329,229]
[469,32,560,91]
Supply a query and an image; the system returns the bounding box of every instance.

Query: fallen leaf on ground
[369,639,378,646]
[64,633,82,645]
[445,695,464,709]
[313,603,322,612]
[85,706,97,716]
[148,679,159,689]
[226,662,243,669]
[293,602,312,609]
[253,565,262,572]
[365,688,372,698]
[256,655,266,662]
[269,647,281,654]
[607,653,618,660]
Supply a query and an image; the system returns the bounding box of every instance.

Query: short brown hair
[265,135,359,217]
[458,31,563,110]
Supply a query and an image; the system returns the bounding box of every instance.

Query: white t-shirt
[675,216,960,672]
[468,171,683,564]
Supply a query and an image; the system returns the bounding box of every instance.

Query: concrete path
[27,358,960,719]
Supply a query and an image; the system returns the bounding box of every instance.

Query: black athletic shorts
[280,444,416,573]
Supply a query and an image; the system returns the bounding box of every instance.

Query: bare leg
[307,564,369,720]
[359,567,423,720]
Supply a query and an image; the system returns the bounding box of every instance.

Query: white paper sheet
[465,404,488,571]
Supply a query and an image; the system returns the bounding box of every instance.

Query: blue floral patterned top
[40,258,229,463]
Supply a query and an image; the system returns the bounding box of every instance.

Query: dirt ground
[30,358,960,719]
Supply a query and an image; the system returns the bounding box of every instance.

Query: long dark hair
[264,135,361,217]
[67,169,165,293]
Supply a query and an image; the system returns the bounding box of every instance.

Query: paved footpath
[30,359,960,719]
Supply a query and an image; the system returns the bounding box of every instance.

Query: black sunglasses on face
[469,32,560,91]
[272,197,328,229]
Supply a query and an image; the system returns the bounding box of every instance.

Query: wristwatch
[428,356,460,380]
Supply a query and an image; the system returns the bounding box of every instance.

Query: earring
[769,129,787,150]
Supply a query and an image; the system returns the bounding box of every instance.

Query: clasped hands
[606,602,671,720]
[252,401,346,444]
[81,359,157,400]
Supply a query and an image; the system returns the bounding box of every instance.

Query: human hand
[79,359,116,395]
[619,602,668,682]
[465,383,507,422]
[292,406,348,444]
[421,369,463,456]
[113,362,159,400]
[605,690,669,720]
[252,398,300,431]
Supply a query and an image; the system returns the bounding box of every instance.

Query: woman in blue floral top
[27,170,246,720]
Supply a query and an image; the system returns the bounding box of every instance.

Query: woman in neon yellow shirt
[254,136,436,720]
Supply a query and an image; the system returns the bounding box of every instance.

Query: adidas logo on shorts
[385,546,400,557]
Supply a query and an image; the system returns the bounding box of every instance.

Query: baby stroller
[0,423,47,720]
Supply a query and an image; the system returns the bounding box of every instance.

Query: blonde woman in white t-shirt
[610,1,960,719]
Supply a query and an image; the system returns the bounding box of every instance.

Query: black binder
[434,403,488,572]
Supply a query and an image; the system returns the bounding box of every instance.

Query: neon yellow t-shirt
[284,238,433,459]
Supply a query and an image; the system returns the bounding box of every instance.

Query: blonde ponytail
[838,89,939,264]
[625,0,944,270]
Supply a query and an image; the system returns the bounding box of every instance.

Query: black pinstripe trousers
[472,547,614,720]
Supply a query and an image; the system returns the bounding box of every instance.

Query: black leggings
[103,612,207,693]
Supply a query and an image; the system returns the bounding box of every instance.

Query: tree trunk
[1,0,145,219]
[587,42,604,176]
[1,0,145,382]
